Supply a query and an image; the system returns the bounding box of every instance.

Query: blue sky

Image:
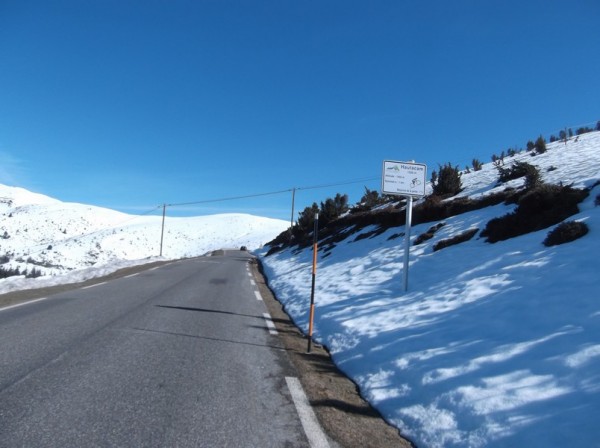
[1,0,598,221]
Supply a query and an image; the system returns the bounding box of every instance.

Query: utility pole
[290,187,296,229]
[160,204,166,257]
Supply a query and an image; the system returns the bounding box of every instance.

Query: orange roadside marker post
[307,212,319,353]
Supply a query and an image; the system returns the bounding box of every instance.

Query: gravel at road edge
[252,257,416,448]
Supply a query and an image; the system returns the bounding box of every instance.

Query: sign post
[382,160,427,292]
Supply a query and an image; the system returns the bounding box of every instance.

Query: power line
[166,176,380,209]
[167,189,293,208]
[297,176,379,191]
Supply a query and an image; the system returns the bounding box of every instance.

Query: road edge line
[285,376,331,448]
[0,297,47,313]
[262,312,278,334]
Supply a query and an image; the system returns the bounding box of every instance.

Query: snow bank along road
[0,251,333,447]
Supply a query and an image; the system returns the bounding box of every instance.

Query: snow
[0,188,288,294]
[258,132,600,447]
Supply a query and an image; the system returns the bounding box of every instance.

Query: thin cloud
[0,151,28,186]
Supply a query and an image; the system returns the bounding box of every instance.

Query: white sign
[381,160,427,197]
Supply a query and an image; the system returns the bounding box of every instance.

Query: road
[0,251,328,447]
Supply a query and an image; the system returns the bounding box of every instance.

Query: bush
[433,228,479,252]
[296,202,320,235]
[320,193,349,227]
[534,136,547,154]
[353,187,387,212]
[543,221,589,246]
[497,161,541,189]
[472,159,483,171]
[432,163,462,197]
[481,184,589,243]
[526,140,535,151]
[576,127,594,136]
[414,222,446,245]
[0,265,21,279]
[26,267,43,279]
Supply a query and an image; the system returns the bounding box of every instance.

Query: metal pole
[403,196,413,292]
[307,212,319,353]
[160,204,166,257]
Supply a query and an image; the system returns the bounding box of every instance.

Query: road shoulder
[251,257,415,448]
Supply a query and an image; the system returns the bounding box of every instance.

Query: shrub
[414,222,446,245]
[534,136,547,154]
[433,228,478,252]
[472,159,483,171]
[526,140,535,151]
[353,187,386,212]
[559,130,567,141]
[0,265,21,279]
[26,267,43,279]
[320,193,349,226]
[432,163,462,197]
[297,203,319,231]
[524,165,543,190]
[497,161,541,188]
[576,127,594,136]
[481,184,589,243]
[543,221,589,246]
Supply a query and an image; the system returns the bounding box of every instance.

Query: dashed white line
[81,282,107,290]
[250,279,256,287]
[285,376,331,448]
[0,297,47,313]
[262,312,278,335]
[254,291,263,301]
[123,273,139,279]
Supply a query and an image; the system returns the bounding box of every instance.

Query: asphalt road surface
[0,251,327,447]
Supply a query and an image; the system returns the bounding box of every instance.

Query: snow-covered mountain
[0,187,288,293]
[259,131,600,447]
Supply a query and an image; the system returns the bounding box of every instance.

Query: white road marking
[81,282,107,290]
[123,273,138,279]
[250,279,256,287]
[285,377,331,448]
[255,291,263,301]
[262,312,278,335]
[247,272,252,278]
[0,297,47,313]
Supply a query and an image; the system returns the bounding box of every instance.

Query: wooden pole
[290,187,296,229]
[160,204,166,257]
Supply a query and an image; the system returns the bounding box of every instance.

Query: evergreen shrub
[481,184,589,243]
[543,221,589,246]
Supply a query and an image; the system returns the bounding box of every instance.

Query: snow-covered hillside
[259,131,600,447]
[0,187,288,293]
